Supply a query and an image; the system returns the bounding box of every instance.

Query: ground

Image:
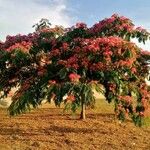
[0,99,150,150]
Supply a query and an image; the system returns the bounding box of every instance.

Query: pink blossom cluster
[50,36,139,72]
[6,41,32,53]
[0,34,37,50]
[90,14,134,35]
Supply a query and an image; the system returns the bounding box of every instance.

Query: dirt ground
[0,101,150,150]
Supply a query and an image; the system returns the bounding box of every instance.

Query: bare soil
[0,102,150,150]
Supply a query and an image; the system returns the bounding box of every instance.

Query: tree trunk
[80,102,86,119]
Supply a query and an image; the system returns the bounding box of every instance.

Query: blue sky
[0,0,150,49]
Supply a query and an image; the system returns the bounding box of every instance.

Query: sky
[0,0,150,50]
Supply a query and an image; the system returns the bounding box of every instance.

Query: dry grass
[0,98,150,150]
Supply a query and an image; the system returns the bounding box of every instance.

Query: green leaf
[58,68,68,79]
[124,49,132,58]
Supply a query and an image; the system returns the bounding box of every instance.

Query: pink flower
[108,83,116,91]
[66,94,76,102]
[141,50,150,56]
[69,73,81,82]
[136,27,146,32]
[75,22,87,29]
[131,67,136,73]
[139,111,144,117]
[6,41,32,53]
[50,49,61,57]
[48,80,56,85]
[118,96,133,105]
[62,42,69,50]
[103,50,113,56]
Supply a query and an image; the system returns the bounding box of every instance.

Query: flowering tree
[0,14,150,126]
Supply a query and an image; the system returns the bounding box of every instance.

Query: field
[0,98,150,150]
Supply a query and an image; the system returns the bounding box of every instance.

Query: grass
[143,117,150,127]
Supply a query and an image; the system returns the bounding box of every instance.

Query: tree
[0,14,150,126]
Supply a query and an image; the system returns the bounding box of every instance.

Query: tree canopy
[0,14,150,126]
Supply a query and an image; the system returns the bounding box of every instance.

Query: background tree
[0,14,150,126]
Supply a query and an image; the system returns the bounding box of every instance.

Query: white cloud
[0,0,73,41]
[137,41,150,51]
[132,38,150,51]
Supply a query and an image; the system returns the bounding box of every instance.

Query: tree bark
[80,101,86,119]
